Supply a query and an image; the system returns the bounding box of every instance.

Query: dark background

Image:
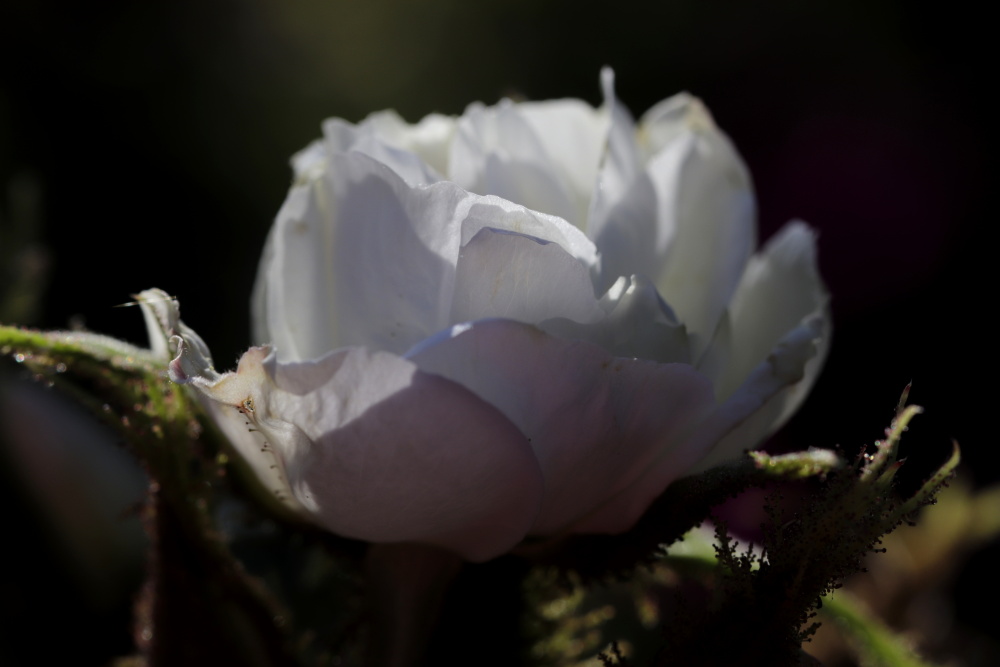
[1,1,993,664]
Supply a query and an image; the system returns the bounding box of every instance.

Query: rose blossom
[140,69,828,562]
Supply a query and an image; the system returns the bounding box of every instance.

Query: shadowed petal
[407,319,716,535]
[693,222,830,465]
[579,318,822,531]
[543,274,691,364]
[588,67,643,245]
[701,222,829,402]
[177,344,545,562]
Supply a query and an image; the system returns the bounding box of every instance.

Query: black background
[1,1,994,664]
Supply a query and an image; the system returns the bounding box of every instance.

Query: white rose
[141,69,828,562]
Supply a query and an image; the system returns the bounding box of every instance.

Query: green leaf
[820,591,942,667]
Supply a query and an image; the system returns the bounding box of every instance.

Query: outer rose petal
[690,316,826,474]
[703,222,829,402]
[406,319,716,535]
[578,318,822,532]
[692,222,830,470]
[173,342,546,562]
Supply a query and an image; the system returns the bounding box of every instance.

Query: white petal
[579,317,822,530]
[587,68,644,257]
[450,227,604,327]
[323,117,444,187]
[590,174,662,291]
[252,177,337,359]
[641,95,757,356]
[688,317,826,473]
[407,319,716,535]
[361,110,456,177]
[459,195,599,269]
[515,98,609,226]
[693,222,831,464]
[271,349,544,561]
[449,100,580,225]
[177,342,546,562]
[290,139,328,182]
[256,151,475,359]
[700,222,829,401]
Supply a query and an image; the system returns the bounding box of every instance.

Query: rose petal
[693,222,831,462]
[252,176,340,357]
[355,110,456,177]
[458,195,599,270]
[514,98,609,226]
[590,173,662,291]
[641,95,757,356]
[588,68,642,233]
[323,117,445,186]
[406,319,716,535]
[699,222,829,402]
[255,151,474,358]
[450,227,604,327]
[688,316,826,473]
[179,343,545,562]
[449,100,580,225]
[578,318,822,531]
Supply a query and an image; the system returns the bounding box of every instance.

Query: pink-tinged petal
[407,320,716,535]
[185,345,545,562]
[641,95,757,357]
[579,318,822,531]
[450,227,604,327]
[255,151,477,359]
[449,100,580,225]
